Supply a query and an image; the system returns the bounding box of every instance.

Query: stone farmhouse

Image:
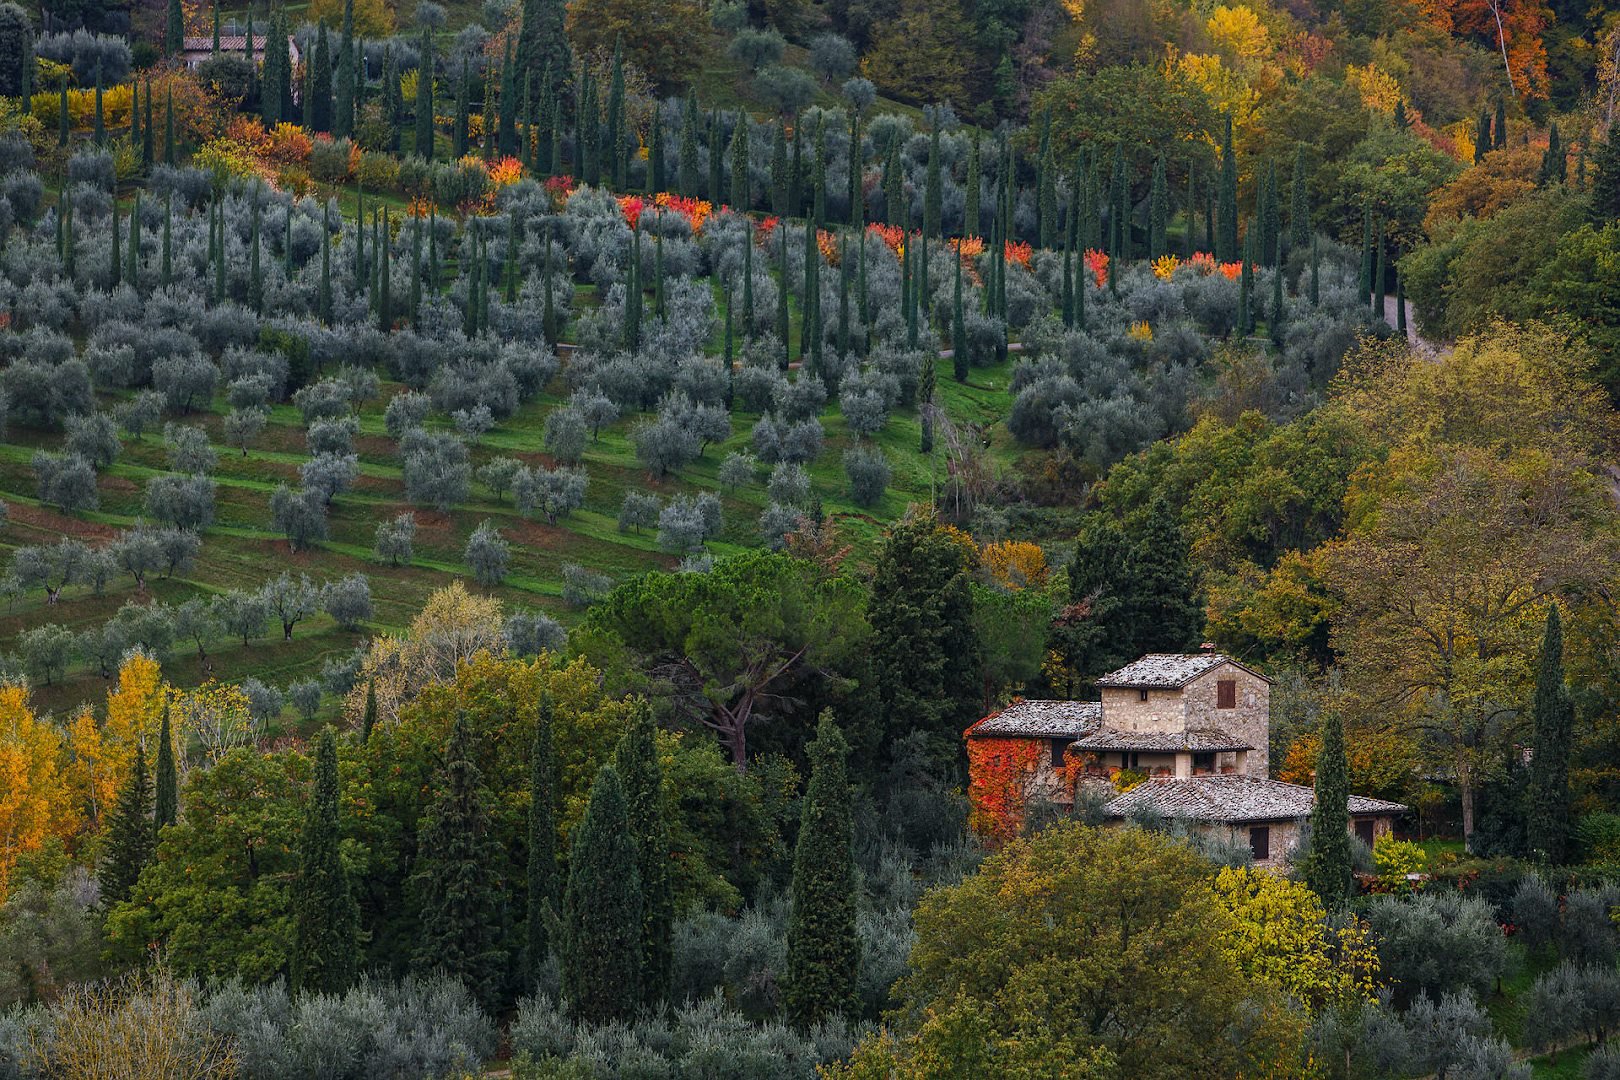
[178,36,302,72]
[964,650,1405,866]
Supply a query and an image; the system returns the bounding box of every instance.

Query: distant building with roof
[178,35,300,72]
[964,650,1406,865]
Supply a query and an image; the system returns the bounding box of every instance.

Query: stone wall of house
[1098,687,1187,732]
[1183,664,1270,777]
[1192,818,1304,868]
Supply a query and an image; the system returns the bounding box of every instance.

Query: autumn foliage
[964,731,1043,845]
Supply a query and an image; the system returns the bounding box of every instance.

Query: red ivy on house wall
[965,735,1043,846]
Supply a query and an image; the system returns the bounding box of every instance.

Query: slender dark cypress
[611,704,672,1007]
[414,28,434,161]
[526,697,559,981]
[1305,710,1352,909]
[952,251,966,381]
[98,743,154,905]
[1528,605,1574,864]
[783,713,859,1028]
[561,764,643,1022]
[154,703,177,832]
[290,728,362,994]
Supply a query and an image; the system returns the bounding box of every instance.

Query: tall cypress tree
[334,0,355,137]
[784,712,859,1028]
[56,75,66,147]
[498,38,518,156]
[261,10,282,126]
[1475,109,1492,164]
[606,40,625,186]
[526,697,559,981]
[410,713,507,1009]
[647,100,663,193]
[612,704,672,1007]
[883,132,902,226]
[1494,99,1507,149]
[707,108,722,207]
[771,119,789,215]
[516,0,569,110]
[1289,145,1309,251]
[1261,161,1281,267]
[1306,710,1353,909]
[414,29,434,160]
[380,44,400,151]
[729,111,749,210]
[154,703,177,832]
[561,764,643,1022]
[291,728,361,994]
[166,0,184,56]
[99,743,154,905]
[1528,605,1574,864]
[1148,153,1168,258]
[1125,496,1201,653]
[788,122,802,217]
[848,106,863,227]
[310,24,332,132]
[1217,115,1238,262]
[679,96,700,196]
[453,58,470,158]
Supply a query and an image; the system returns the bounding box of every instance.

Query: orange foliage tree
[1421,0,1550,99]
[0,684,76,902]
[980,541,1050,590]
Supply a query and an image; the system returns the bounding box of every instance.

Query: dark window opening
[1217,680,1237,709]
[1355,819,1376,848]
[1249,826,1271,861]
[1138,688,1150,702]
[1050,738,1068,767]
[1192,751,1216,774]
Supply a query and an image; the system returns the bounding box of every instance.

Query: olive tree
[262,572,319,640]
[464,520,510,586]
[374,512,417,565]
[321,573,373,630]
[269,484,329,551]
[33,452,99,512]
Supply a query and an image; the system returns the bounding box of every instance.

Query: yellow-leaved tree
[1211,866,1382,1013]
[0,684,75,902]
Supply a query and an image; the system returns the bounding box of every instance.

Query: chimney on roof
[1199,642,1216,651]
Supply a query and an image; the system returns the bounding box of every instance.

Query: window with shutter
[1217,679,1236,709]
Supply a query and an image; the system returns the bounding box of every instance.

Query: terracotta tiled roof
[1103,775,1407,824]
[182,35,269,51]
[1071,727,1252,753]
[1097,652,1270,689]
[970,699,1102,739]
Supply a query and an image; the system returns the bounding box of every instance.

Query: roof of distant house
[1071,727,1252,753]
[1102,775,1406,824]
[1096,653,1270,689]
[180,35,285,52]
[970,699,1102,739]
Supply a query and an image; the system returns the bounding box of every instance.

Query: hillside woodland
[1,0,1620,1073]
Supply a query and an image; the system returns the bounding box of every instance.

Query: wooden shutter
[1217,679,1236,709]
